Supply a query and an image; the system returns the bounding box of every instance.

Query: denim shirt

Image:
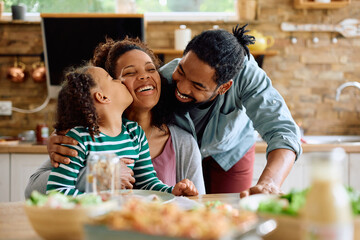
[160,55,302,171]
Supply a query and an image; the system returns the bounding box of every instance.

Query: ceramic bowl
[24,201,116,240]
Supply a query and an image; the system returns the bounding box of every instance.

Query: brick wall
[0,22,56,137]
[1,0,360,137]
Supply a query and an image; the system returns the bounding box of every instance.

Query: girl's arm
[46,130,86,196]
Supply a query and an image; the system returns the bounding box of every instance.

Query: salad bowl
[24,191,116,240]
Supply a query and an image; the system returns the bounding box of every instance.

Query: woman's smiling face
[114,49,161,111]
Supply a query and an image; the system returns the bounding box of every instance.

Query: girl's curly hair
[183,24,255,86]
[54,66,99,141]
[91,37,174,130]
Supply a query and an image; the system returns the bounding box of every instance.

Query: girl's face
[114,49,161,111]
[90,67,133,109]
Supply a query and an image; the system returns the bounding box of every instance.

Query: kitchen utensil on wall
[31,61,46,83]
[7,58,26,83]
[237,0,257,21]
[248,30,274,51]
[281,18,360,38]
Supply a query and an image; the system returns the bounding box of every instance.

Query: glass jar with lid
[301,148,353,240]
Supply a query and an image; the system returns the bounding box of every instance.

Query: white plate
[239,194,278,212]
[118,189,175,204]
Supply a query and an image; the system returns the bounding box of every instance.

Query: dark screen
[42,17,144,85]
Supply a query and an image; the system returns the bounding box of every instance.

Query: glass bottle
[301,148,353,240]
[36,123,49,145]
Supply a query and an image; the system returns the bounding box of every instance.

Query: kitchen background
[0,0,360,138]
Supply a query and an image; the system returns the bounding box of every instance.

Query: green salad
[257,187,360,216]
[26,191,103,209]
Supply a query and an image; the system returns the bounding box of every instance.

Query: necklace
[147,126,154,140]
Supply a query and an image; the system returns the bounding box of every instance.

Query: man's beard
[174,98,201,115]
[168,82,218,115]
[164,83,198,115]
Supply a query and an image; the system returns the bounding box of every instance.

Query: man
[27,25,301,197]
[160,24,302,196]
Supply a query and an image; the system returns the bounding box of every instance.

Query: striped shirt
[46,118,173,196]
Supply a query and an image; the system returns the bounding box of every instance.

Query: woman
[25,38,205,198]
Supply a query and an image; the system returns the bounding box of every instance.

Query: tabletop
[0,193,242,240]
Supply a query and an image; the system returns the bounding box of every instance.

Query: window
[3,0,237,21]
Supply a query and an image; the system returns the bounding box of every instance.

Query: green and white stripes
[47,118,173,196]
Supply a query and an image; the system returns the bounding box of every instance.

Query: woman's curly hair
[92,37,161,77]
[183,24,255,86]
[91,37,174,130]
[54,65,99,141]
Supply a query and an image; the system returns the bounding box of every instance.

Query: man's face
[172,51,221,105]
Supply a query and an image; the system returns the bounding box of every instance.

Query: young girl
[46,66,198,197]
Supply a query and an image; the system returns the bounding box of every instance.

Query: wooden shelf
[153,48,278,68]
[294,0,351,9]
[153,48,278,57]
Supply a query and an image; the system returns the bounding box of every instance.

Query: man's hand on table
[240,149,296,198]
[240,179,283,198]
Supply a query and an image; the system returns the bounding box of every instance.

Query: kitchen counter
[0,142,359,154]
[0,143,47,154]
[255,141,360,153]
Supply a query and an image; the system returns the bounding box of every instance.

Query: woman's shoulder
[168,125,196,142]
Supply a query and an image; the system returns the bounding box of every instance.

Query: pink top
[151,134,176,186]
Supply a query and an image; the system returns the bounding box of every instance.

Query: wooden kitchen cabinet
[0,154,10,202]
[349,153,360,191]
[10,153,48,202]
[254,152,350,193]
[294,0,351,9]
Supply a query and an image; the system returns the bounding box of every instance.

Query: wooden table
[0,202,40,240]
[3,193,360,240]
[0,194,241,240]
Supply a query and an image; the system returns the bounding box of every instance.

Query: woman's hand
[172,179,199,196]
[47,131,78,168]
[118,158,135,189]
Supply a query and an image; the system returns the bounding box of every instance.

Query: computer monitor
[41,13,144,98]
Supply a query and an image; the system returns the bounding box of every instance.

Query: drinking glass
[86,153,122,200]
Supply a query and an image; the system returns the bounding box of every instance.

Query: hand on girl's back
[172,179,199,196]
[47,130,78,168]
